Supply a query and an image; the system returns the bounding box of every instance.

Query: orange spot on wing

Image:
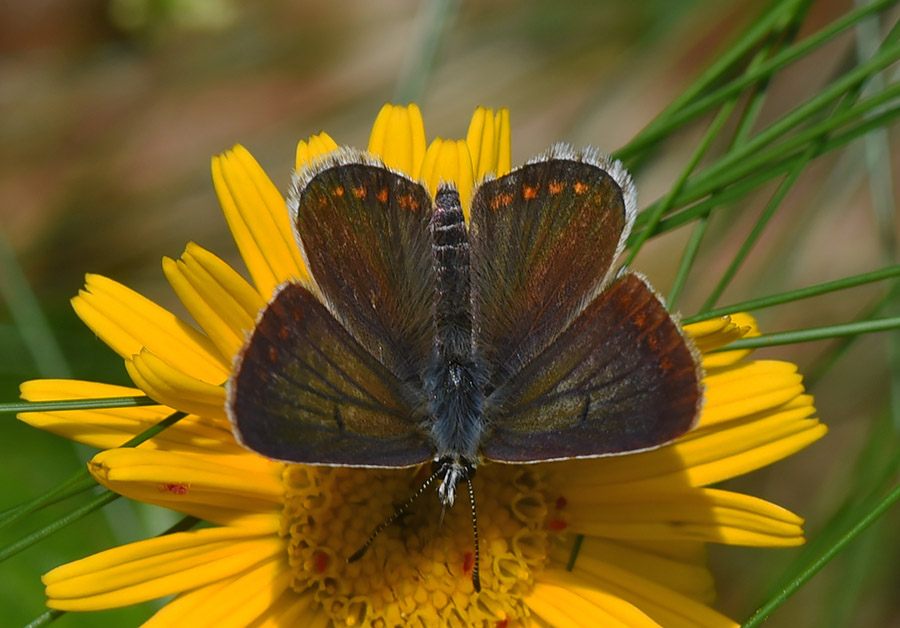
[268,347,278,362]
[333,186,345,197]
[398,194,420,211]
[489,192,514,211]
[574,181,588,194]
[523,184,539,200]
[352,186,367,199]
[660,357,675,372]
[278,326,290,340]
[549,180,565,194]
[376,187,389,203]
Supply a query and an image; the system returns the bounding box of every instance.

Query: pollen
[281,463,550,627]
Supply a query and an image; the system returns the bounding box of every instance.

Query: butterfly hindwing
[228,282,432,467]
[481,272,701,462]
[469,148,635,390]
[290,153,436,387]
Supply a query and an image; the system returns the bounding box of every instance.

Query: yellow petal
[162,243,263,362]
[697,360,806,428]
[212,145,307,300]
[295,131,339,171]
[44,526,284,610]
[89,447,283,504]
[126,350,227,419]
[538,566,739,628]
[549,537,715,603]
[466,106,512,178]
[17,379,241,453]
[242,589,323,628]
[561,487,805,546]
[527,571,659,627]
[420,138,475,217]
[367,103,427,177]
[547,398,823,489]
[72,274,229,383]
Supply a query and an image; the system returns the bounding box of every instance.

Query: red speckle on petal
[463,552,476,575]
[314,551,329,573]
[548,517,568,531]
[555,496,567,510]
[496,620,509,628]
[159,482,190,495]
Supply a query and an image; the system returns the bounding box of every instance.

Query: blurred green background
[2,0,899,625]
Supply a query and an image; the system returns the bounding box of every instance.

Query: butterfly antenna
[466,475,481,593]
[347,466,443,563]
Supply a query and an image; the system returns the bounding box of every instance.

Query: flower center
[281,462,550,627]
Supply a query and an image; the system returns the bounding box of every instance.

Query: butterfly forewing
[481,273,701,462]
[469,151,634,389]
[291,154,436,386]
[228,282,432,467]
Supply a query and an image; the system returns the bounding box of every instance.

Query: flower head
[20,104,825,627]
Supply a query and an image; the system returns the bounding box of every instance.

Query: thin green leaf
[0,411,185,531]
[0,396,157,414]
[0,490,119,563]
[684,265,900,324]
[23,610,64,628]
[715,316,900,351]
[618,0,899,160]
[742,480,900,627]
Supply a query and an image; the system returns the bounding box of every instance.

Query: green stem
[683,265,900,324]
[742,481,900,627]
[617,0,898,160]
[715,316,900,350]
[0,396,156,414]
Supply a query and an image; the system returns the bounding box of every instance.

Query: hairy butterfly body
[227,145,703,590]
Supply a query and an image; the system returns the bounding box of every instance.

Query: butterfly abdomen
[426,186,485,461]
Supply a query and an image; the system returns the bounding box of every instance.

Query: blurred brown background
[1,0,899,626]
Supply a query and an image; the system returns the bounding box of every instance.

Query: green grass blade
[683,265,900,323]
[715,316,900,351]
[742,480,900,627]
[0,490,120,563]
[617,0,899,160]
[23,610,64,628]
[1,396,157,414]
[0,411,186,531]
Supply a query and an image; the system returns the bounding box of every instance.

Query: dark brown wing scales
[229,282,431,467]
[469,154,632,390]
[481,273,701,462]
[293,157,436,388]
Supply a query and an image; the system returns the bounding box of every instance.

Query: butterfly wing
[481,272,701,462]
[228,282,432,467]
[469,147,636,389]
[291,152,436,386]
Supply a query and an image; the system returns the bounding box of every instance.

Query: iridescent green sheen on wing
[229,283,431,467]
[294,158,436,388]
[481,273,701,462]
[469,157,628,391]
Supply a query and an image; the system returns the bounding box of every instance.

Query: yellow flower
[19,104,825,627]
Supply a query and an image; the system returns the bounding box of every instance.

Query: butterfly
[226,144,703,590]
